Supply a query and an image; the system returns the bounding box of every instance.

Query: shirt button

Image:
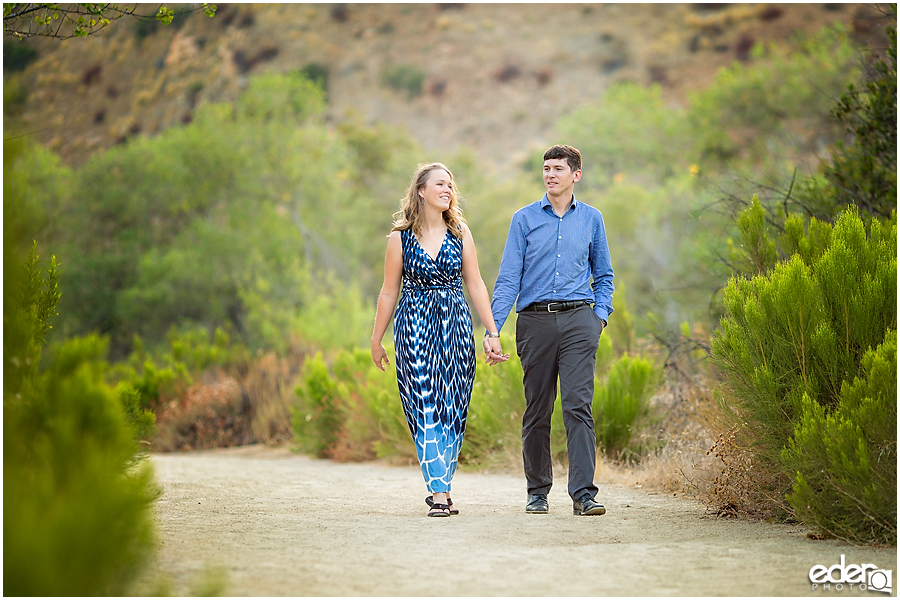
[558,235,562,239]
[556,272,559,275]
[557,254,561,257]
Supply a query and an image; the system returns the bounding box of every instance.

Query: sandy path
[144,445,896,596]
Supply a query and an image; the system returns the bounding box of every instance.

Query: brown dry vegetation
[153,350,305,452]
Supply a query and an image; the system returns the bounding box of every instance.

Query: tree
[822,6,897,220]
[3,2,216,39]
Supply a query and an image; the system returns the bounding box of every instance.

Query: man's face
[543,158,581,200]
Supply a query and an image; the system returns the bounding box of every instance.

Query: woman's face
[418,169,453,213]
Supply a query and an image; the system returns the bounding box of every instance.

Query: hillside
[3,3,890,171]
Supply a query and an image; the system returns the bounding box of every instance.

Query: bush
[3,41,38,72]
[711,205,897,532]
[3,231,157,594]
[297,63,330,95]
[380,63,425,99]
[290,328,664,470]
[460,333,526,467]
[594,354,662,459]
[783,331,896,545]
[687,25,858,168]
[292,348,412,462]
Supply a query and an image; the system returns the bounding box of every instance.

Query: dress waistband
[403,280,463,293]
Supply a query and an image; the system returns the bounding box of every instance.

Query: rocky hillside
[4,3,891,171]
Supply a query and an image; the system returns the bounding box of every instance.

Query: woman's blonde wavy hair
[392,162,466,239]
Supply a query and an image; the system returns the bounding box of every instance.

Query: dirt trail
[144,445,896,596]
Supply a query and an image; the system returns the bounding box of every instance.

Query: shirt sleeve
[490,213,526,334]
[590,212,615,322]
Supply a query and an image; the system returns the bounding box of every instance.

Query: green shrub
[3,204,157,594]
[783,331,896,545]
[711,205,897,529]
[3,41,38,72]
[298,63,330,95]
[462,333,526,466]
[822,16,896,220]
[380,63,425,99]
[236,71,326,121]
[593,354,662,459]
[292,347,413,461]
[292,352,346,457]
[687,25,858,167]
[558,83,691,186]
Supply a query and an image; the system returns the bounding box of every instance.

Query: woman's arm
[460,224,509,365]
[371,230,403,370]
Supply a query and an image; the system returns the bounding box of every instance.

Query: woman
[371,163,508,517]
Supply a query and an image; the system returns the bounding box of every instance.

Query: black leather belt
[521,300,590,313]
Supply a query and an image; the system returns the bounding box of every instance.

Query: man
[486,144,614,516]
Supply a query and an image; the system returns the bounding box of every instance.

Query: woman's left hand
[483,336,510,365]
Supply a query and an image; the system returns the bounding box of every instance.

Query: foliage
[298,63,330,95]
[4,335,160,595]
[594,354,662,459]
[292,348,412,462]
[821,14,897,220]
[783,331,896,545]
[109,325,250,413]
[46,71,414,358]
[2,40,37,70]
[116,382,157,444]
[3,2,216,39]
[686,25,858,169]
[4,141,157,594]
[292,325,662,469]
[557,83,691,187]
[380,63,425,99]
[711,205,896,528]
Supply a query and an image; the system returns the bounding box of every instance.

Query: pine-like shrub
[4,143,158,595]
[783,331,897,545]
[291,347,413,462]
[463,333,526,467]
[593,354,661,459]
[711,204,897,534]
[292,352,344,457]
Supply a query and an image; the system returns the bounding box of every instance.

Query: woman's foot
[427,503,451,517]
[426,495,459,515]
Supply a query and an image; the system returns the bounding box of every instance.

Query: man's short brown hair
[543,144,582,173]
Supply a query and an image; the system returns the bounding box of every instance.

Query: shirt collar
[540,193,578,213]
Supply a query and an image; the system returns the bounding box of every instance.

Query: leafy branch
[3,3,216,39]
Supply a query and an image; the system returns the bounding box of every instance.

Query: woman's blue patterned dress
[394,227,476,494]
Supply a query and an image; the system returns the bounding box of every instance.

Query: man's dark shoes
[573,493,606,516]
[525,493,549,514]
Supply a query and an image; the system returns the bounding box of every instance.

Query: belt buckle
[547,302,560,313]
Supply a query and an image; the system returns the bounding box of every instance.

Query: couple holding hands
[371,144,614,518]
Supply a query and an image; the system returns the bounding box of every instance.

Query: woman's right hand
[372,342,390,371]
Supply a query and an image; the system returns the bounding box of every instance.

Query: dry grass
[241,351,304,446]
[153,376,251,452]
[592,367,792,521]
[152,349,306,452]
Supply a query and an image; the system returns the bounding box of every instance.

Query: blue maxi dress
[394,227,476,494]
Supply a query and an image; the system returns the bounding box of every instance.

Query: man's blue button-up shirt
[490,194,614,333]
